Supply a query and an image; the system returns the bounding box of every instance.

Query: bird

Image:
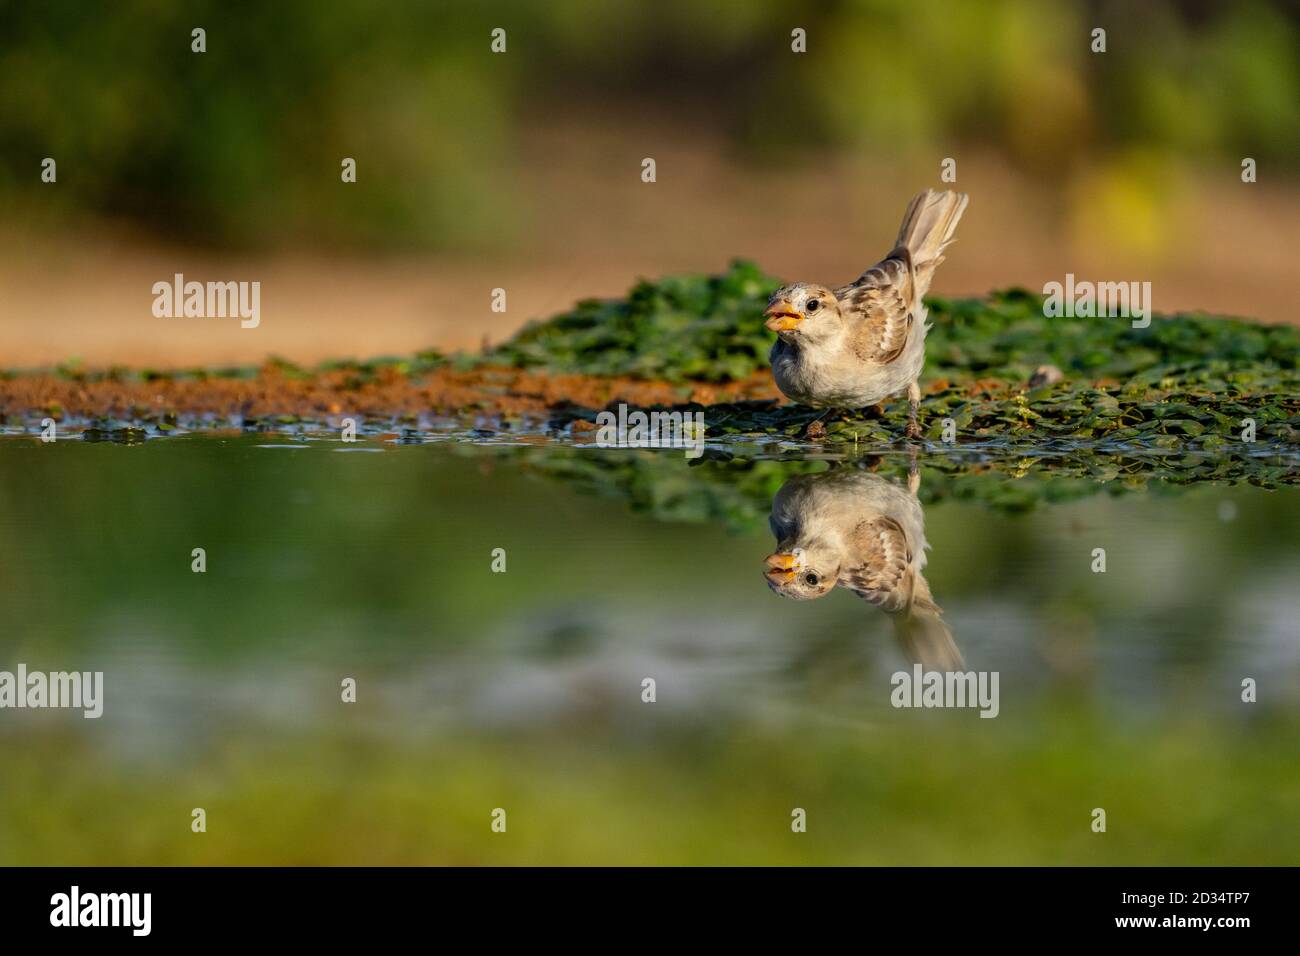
[764,189,969,439]
[762,464,962,671]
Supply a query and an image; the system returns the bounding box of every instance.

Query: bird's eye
[804,572,819,586]
[807,299,820,312]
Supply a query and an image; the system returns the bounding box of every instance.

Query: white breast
[771,326,926,409]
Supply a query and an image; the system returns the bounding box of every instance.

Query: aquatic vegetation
[489,262,1298,452]
[484,261,783,382]
[488,260,1297,381]
[483,444,1298,531]
[3,263,1295,469]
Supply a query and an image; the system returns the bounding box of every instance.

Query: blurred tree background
[1,0,1296,252]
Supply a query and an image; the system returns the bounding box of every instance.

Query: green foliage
[503,446,1299,531]
[491,261,1299,386]
[782,0,1300,169]
[692,377,1298,454]
[2,2,1296,246]
[0,0,522,249]
[487,260,782,381]
[485,261,1299,455]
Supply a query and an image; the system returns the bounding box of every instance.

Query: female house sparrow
[764,189,969,438]
[762,466,961,671]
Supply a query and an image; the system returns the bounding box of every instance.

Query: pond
[0,433,1296,864]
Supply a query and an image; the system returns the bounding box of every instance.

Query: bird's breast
[771,342,900,408]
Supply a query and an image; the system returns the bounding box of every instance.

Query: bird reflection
[763,461,961,670]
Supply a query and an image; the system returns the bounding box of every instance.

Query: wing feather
[835,250,917,366]
[840,515,913,612]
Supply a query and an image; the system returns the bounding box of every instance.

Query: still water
[0,435,1296,864]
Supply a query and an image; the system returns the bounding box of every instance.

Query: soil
[0,364,782,428]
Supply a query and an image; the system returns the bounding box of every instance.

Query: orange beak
[764,300,803,332]
[763,552,798,583]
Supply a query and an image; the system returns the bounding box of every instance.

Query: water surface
[0,435,1296,864]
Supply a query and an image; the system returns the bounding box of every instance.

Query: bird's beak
[764,300,803,332]
[763,552,798,583]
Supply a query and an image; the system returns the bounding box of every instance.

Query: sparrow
[762,464,962,671]
[764,189,969,439]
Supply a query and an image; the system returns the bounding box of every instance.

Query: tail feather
[892,599,962,672]
[891,571,963,671]
[893,189,968,296]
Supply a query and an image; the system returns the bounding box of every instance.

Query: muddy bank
[0,363,779,432]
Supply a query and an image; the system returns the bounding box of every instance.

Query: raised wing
[834,250,917,366]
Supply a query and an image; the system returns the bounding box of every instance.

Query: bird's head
[763,549,838,600]
[764,283,842,344]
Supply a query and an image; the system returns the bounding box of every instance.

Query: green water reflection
[0,436,1296,864]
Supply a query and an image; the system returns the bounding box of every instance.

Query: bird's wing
[834,251,917,366]
[839,515,913,612]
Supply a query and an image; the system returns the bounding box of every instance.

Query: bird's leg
[905,381,923,440]
[801,406,837,440]
[907,444,920,494]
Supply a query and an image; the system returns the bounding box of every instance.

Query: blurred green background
[2,0,1298,367]
[1,0,1296,250]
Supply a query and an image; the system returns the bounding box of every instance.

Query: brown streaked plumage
[762,465,962,671]
[841,515,912,612]
[765,189,969,438]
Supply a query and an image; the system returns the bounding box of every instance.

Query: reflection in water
[2,438,1298,864]
[763,462,961,670]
